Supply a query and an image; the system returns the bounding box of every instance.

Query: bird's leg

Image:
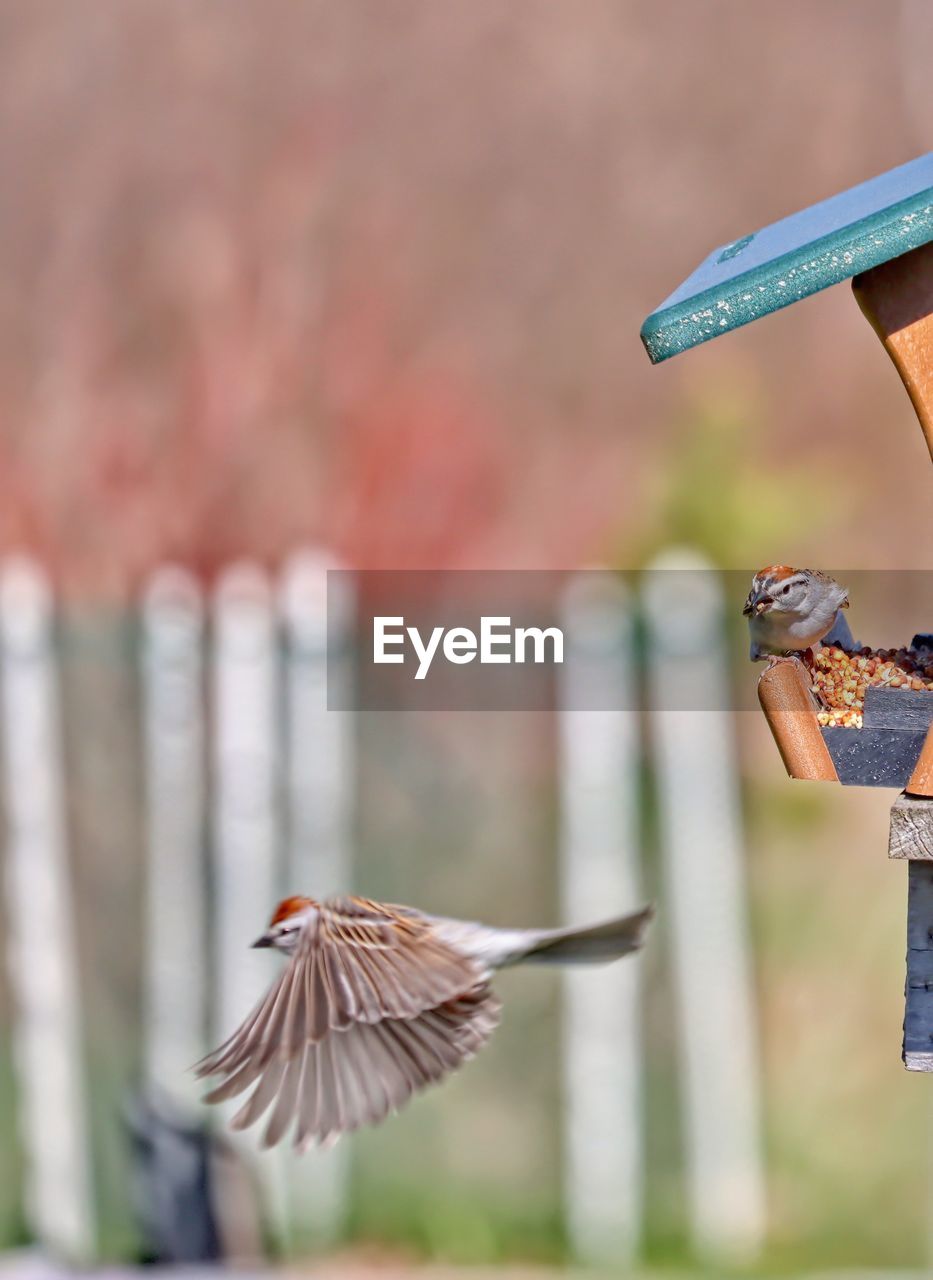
[764,653,803,669]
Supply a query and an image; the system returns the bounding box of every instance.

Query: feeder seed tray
[758,645,933,793]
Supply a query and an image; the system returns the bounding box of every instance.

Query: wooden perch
[908,728,933,798]
[757,659,837,782]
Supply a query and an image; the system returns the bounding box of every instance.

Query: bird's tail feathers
[509,905,654,966]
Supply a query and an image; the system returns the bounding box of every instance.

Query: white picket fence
[0,551,763,1266]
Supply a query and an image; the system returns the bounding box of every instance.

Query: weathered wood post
[890,795,933,1070]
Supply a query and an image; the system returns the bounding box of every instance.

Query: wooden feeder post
[890,795,933,1070]
[640,152,933,1067]
[853,241,933,799]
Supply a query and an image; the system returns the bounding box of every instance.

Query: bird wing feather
[196,897,499,1148]
[212,985,502,1149]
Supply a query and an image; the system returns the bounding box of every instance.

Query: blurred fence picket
[0,548,769,1265]
[280,552,355,919]
[557,572,645,1265]
[643,550,765,1262]
[212,563,285,1236]
[278,552,355,1244]
[0,558,94,1260]
[142,567,207,1104]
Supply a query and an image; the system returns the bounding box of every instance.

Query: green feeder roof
[641,151,933,364]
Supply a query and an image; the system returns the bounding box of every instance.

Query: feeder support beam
[854,240,933,462]
[889,795,933,1071]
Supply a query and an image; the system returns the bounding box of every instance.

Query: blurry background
[0,1,932,1275]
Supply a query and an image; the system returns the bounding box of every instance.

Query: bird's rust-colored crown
[269,895,317,926]
[755,564,797,581]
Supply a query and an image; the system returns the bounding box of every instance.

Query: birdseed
[812,643,933,729]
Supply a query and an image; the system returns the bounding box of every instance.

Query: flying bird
[744,565,848,662]
[196,894,653,1150]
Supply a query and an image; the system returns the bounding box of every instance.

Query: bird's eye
[781,584,791,595]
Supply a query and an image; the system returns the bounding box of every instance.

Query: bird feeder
[641,151,933,1069]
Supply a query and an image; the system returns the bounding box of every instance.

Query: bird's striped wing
[238,984,501,1149]
[195,897,499,1148]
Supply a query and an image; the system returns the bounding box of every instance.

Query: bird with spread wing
[196,894,653,1150]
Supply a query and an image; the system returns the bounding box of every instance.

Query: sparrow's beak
[251,932,274,949]
[744,589,773,616]
[743,590,773,617]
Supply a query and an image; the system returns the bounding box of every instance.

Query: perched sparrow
[743,565,848,662]
[196,895,653,1151]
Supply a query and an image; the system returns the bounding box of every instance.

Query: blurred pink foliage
[0,1,929,600]
[0,125,511,597]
